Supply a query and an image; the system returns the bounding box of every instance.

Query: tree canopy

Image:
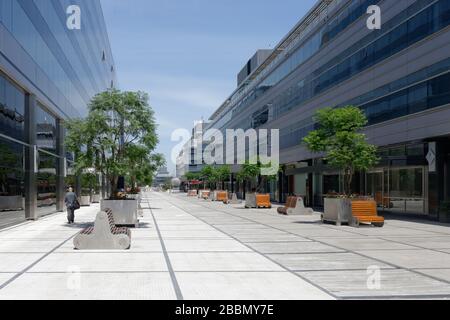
[303,106,378,196]
[65,89,163,198]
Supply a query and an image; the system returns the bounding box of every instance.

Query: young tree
[65,89,160,199]
[216,166,231,190]
[200,165,219,190]
[303,106,379,196]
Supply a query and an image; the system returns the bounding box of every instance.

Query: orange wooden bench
[351,200,385,227]
[216,191,228,203]
[256,194,272,209]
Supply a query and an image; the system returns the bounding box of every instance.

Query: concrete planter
[0,196,24,210]
[322,198,352,226]
[79,196,91,207]
[245,193,257,208]
[91,194,101,203]
[101,199,139,227]
[209,191,217,201]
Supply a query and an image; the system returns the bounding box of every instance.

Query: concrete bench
[277,196,313,215]
[229,193,242,205]
[350,200,385,227]
[73,210,131,250]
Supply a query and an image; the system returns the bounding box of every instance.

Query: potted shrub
[303,106,379,226]
[439,202,450,224]
[66,89,162,227]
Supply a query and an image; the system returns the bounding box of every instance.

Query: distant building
[154,166,172,187]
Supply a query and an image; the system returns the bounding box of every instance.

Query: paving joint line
[148,200,184,300]
[177,194,450,288]
[157,193,339,300]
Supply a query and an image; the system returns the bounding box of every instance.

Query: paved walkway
[1,192,450,299]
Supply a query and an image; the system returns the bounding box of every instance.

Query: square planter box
[322,198,352,226]
[245,193,257,208]
[91,194,101,203]
[100,199,139,227]
[80,196,91,207]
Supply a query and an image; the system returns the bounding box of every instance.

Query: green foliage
[184,172,201,181]
[65,89,161,198]
[216,166,231,183]
[303,106,379,196]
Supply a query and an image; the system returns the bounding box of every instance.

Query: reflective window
[0,136,25,228]
[0,74,25,141]
[37,152,57,217]
[36,104,57,153]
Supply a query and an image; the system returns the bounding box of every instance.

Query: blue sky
[100,0,317,175]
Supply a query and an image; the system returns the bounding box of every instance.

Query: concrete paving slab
[164,239,251,252]
[169,252,284,272]
[381,237,450,249]
[176,272,333,300]
[268,252,394,271]
[417,269,450,282]
[314,237,417,251]
[159,230,229,239]
[356,249,450,269]
[0,253,45,272]
[0,272,176,300]
[0,240,65,253]
[29,252,168,272]
[0,273,16,287]
[298,269,450,299]
[247,241,345,254]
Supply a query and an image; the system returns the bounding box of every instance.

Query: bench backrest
[289,197,297,208]
[256,194,270,204]
[352,200,378,217]
[216,191,228,200]
[105,209,116,231]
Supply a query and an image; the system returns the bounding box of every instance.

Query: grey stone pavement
[1,192,450,300]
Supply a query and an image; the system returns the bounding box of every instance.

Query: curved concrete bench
[73,210,131,250]
[278,196,313,215]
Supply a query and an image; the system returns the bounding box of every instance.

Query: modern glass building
[0,0,116,228]
[202,0,450,220]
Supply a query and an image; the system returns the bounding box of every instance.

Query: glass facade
[0,136,25,228]
[0,73,25,141]
[0,0,116,227]
[202,0,450,218]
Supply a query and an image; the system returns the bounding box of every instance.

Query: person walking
[65,187,79,224]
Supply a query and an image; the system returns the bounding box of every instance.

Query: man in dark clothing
[64,187,78,224]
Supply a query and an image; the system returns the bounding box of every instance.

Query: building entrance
[367,166,427,215]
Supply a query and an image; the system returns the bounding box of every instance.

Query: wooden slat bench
[277,196,313,215]
[73,209,131,250]
[256,194,272,209]
[351,200,385,227]
[216,191,228,203]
